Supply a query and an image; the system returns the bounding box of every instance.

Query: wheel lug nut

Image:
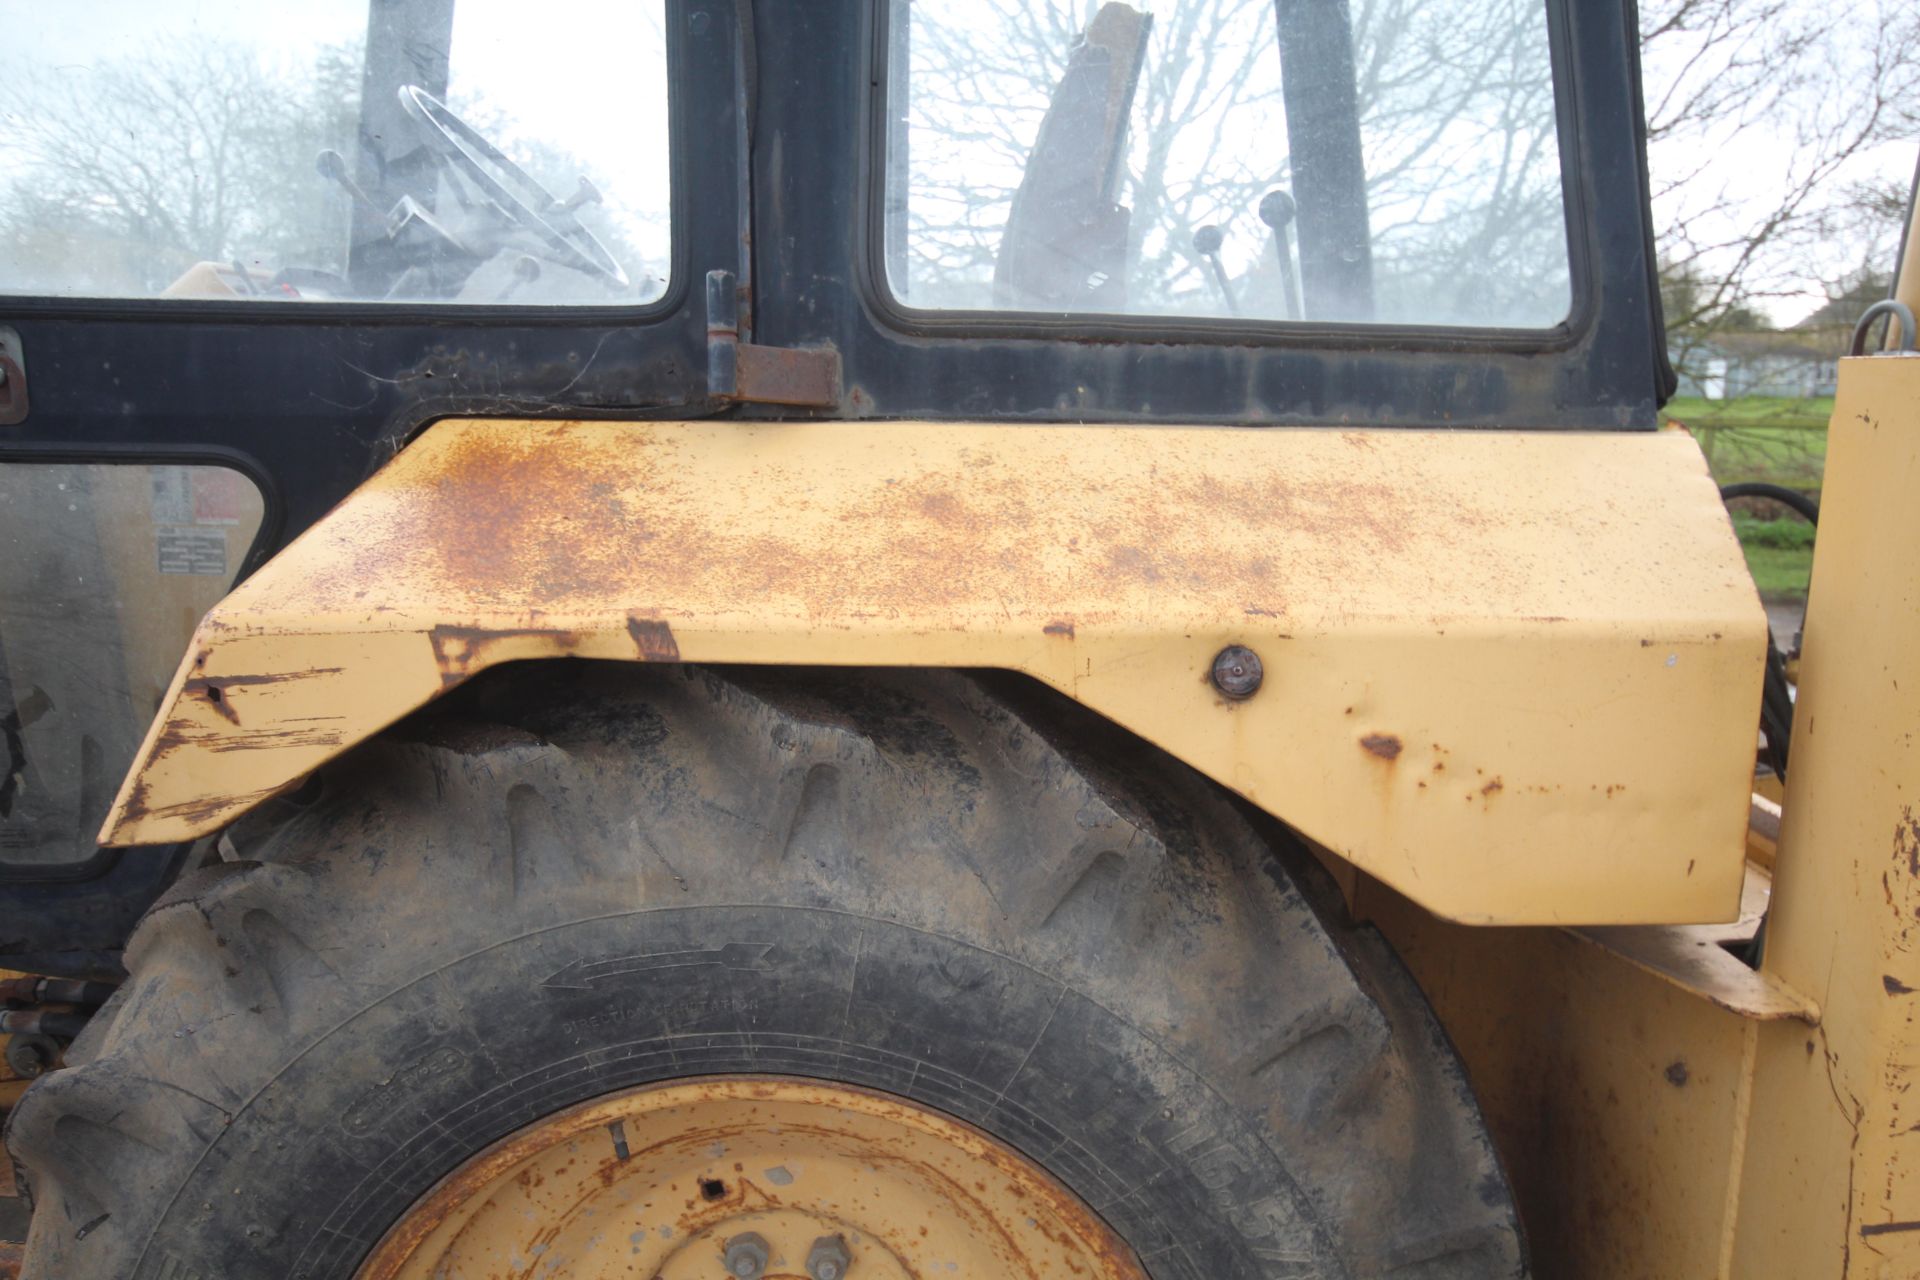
[807,1234,852,1280]
[723,1231,769,1279]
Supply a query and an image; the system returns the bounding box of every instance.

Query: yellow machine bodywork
[1370,351,1920,1276]
[71,265,1920,1280]
[98,340,1920,1277]
[100,418,1765,926]
[1731,354,1920,1273]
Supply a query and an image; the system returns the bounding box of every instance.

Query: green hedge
[1731,511,1816,549]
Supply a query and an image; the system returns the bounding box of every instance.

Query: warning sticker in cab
[156,528,228,576]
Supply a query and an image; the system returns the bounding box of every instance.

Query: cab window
[0,462,265,870]
[0,1,670,306]
[886,0,1573,329]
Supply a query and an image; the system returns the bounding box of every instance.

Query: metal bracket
[0,326,28,426]
[1571,857,1820,1024]
[706,270,840,408]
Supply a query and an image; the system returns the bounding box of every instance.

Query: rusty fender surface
[100,418,1764,926]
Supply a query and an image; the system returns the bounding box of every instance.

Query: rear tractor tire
[9,663,1525,1278]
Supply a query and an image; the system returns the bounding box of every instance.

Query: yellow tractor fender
[101,416,1764,927]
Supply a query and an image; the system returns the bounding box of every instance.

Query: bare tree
[0,38,660,300]
[1344,0,1568,324]
[894,0,1570,326]
[1640,0,1920,365]
[0,42,362,294]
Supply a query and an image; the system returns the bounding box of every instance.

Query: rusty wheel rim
[356,1075,1148,1279]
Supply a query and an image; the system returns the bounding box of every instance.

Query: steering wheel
[397,85,630,289]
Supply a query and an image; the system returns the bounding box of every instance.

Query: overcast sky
[1,0,669,170]
[1636,2,1917,325]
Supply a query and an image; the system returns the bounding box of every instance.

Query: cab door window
[0,1,670,306]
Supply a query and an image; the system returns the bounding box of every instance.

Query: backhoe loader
[1,0,1917,1275]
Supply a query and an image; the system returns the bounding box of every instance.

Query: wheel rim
[357,1075,1149,1279]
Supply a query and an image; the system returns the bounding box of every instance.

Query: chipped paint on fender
[100,417,1763,926]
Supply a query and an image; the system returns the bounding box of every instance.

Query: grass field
[1664,396,1828,599]
[1729,511,1818,597]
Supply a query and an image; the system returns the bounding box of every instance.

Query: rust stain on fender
[115,781,285,832]
[428,624,583,686]
[97,418,1765,926]
[1361,733,1404,760]
[180,668,346,726]
[625,614,680,661]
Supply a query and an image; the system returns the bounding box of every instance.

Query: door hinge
[706,270,840,409]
